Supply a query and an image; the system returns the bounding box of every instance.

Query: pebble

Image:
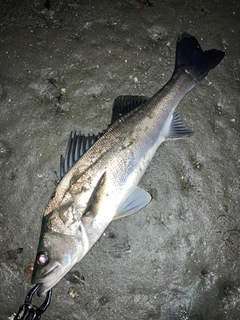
[0,140,11,158]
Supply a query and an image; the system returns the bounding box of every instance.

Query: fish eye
[37,252,49,265]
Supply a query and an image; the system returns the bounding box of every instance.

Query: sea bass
[31,33,224,296]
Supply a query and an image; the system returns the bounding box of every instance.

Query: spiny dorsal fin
[111,95,149,124]
[56,131,105,182]
[166,112,191,140]
[56,95,149,181]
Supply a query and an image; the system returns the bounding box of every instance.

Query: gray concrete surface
[0,0,239,319]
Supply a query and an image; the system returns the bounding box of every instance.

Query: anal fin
[166,112,191,140]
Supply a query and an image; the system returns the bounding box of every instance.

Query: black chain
[14,284,52,320]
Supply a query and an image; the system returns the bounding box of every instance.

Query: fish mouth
[41,263,60,279]
[36,283,51,297]
[32,263,61,296]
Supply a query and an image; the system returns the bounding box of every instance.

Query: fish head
[31,204,87,296]
[31,232,83,296]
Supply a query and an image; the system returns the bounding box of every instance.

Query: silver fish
[31,33,224,296]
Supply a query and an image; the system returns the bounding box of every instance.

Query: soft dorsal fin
[56,131,105,182]
[166,112,191,140]
[111,95,149,123]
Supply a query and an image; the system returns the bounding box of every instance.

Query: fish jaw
[31,228,85,296]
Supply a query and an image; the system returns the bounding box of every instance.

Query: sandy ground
[0,0,239,319]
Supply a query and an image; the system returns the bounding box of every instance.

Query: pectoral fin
[113,186,151,220]
[83,172,107,218]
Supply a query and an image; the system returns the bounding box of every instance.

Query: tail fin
[174,33,225,82]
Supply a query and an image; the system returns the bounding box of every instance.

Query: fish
[31,33,224,296]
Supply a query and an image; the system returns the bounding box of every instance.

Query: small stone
[0,140,11,158]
